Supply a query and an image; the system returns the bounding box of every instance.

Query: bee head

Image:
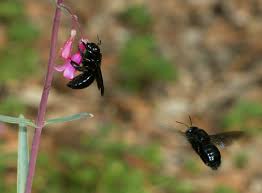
[186,127,210,142]
[86,42,100,53]
[185,126,199,136]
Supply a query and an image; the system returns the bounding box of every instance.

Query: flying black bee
[67,38,104,96]
[175,116,245,170]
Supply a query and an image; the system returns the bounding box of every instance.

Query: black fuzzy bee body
[199,144,221,169]
[185,127,221,170]
[67,71,95,89]
[67,41,104,96]
[176,117,245,170]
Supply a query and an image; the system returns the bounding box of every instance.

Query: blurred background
[0,0,262,193]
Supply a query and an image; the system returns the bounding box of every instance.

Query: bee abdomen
[199,144,221,170]
[67,71,95,89]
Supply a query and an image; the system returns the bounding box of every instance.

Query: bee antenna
[188,115,193,126]
[97,34,102,45]
[176,121,190,128]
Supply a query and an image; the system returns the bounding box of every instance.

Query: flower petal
[71,29,77,37]
[61,39,73,59]
[63,64,76,80]
[54,64,66,72]
[79,40,87,52]
[61,29,77,59]
[71,52,82,64]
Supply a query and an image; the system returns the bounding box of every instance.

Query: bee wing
[210,131,246,148]
[94,59,104,96]
[95,66,104,96]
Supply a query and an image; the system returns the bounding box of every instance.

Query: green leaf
[45,112,93,126]
[0,114,36,127]
[118,35,176,92]
[17,115,29,193]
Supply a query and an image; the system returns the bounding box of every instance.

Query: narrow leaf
[0,114,36,127]
[17,115,29,193]
[45,112,93,126]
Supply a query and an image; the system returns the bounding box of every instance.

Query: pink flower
[79,39,87,52]
[55,29,83,80]
[55,53,82,79]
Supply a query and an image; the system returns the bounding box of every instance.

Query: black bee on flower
[67,40,104,96]
[175,116,246,170]
[55,30,104,96]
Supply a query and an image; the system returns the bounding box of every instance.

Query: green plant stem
[24,1,63,193]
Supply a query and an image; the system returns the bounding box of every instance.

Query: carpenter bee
[176,116,245,170]
[67,38,104,96]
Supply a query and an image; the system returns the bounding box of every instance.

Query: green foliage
[0,114,35,127]
[0,47,39,82]
[0,153,17,193]
[17,116,29,193]
[174,181,194,193]
[119,5,152,32]
[0,1,23,21]
[0,97,25,115]
[118,35,176,92]
[0,0,40,83]
[233,152,248,169]
[0,125,197,193]
[56,140,157,193]
[0,112,91,127]
[16,125,164,193]
[33,154,62,193]
[151,175,178,191]
[0,155,8,173]
[45,112,93,126]
[222,100,262,134]
[8,21,39,43]
[98,160,147,193]
[183,158,200,174]
[151,175,194,193]
[29,125,196,193]
[117,4,176,93]
[129,144,162,167]
[214,185,238,193]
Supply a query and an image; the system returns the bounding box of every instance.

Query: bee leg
[78,47,84,58]
[70,60,85,71]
